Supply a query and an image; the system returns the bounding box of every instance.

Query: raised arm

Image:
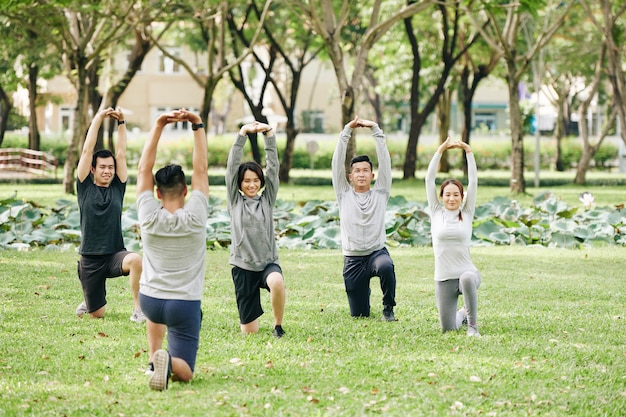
[331,120,353,196]
[262,128,279,205]
[136,110,179,196]
[461,143,477,214]
[370,123,391,192]
[108,108,128,183]
[227,122,273,204]
[425,137,454,209]
[77,108,111,182]
[183,110,208,198]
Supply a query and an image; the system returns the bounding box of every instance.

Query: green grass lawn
[1,247,624,416]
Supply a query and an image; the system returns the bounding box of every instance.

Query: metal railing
[0,148,57,178]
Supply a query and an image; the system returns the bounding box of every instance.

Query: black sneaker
[149,350,171,391]
[382,307,397,322]
[273,325,286,338]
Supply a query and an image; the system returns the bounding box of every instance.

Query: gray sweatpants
[435,271,481,332]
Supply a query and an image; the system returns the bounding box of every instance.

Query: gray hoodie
[226,134,279,271]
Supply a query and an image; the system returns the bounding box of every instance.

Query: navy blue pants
[343,248,396,317]
[139,294,202,372]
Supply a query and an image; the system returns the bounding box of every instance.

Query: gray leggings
[435,271,481,332]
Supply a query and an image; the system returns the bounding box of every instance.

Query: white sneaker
[130,309,146,323]
[76,302,88,316]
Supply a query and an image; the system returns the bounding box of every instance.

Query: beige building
[34,45,508,137]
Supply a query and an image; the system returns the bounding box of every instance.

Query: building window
[473,112,496,132]
[158,48,181,74]
[60,106,74,134]
[302,110,325,133]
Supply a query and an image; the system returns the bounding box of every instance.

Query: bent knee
[266,273,285,289]
[173,372,193,383]
[459,271,479,286]
[124,253,142,273]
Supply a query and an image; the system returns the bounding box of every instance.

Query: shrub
[1,131,620,174]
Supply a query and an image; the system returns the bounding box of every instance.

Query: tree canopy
[1,0,625,189]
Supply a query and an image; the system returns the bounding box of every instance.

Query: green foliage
[2,132,621,173]
[2,189,625,251]
[6,111,28,131]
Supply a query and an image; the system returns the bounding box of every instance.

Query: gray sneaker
[76,302,88,316]
[130,309,147,323]
[149,350,171,391]
[456,308,468,329]
[467,325,481,337]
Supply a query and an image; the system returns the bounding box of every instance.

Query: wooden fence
[0,148,58,178]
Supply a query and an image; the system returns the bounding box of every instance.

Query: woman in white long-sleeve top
[425,137,481,337]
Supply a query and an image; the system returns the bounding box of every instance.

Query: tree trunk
[436,91,451,172]
[574,104,595,184]
[574,104,616,184]
[340,85,356,176]
[28,63,40,150]
[200,78,219,140]
[506,70,526,194]
[88,58,104,151]
[554,95,566,171]
[63,65,89,194]
[104,28,154,148]
[279,123,298,184]
[573,146,594,184]
[0,85,12,147]
[364,69,383,129]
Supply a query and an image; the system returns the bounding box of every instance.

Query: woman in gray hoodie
[226,121,286,338]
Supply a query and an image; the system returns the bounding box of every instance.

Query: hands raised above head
[437,136,472,154]
[239,121,273,136]
[93,107,124,121]
[156,108,202,126]
[348,115,377,129]
[105,107,125,122]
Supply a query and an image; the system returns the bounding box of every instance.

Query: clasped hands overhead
[348,116,376,129]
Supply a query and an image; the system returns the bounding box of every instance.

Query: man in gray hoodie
[332,116,397,321]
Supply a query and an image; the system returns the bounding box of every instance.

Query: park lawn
[0,246,624,416]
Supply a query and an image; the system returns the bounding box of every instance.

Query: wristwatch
[192,123,204,131]
[117,120,126,126]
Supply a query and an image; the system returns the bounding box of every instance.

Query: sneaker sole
[149,350,169,391]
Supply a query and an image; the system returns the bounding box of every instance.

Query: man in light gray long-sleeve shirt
[332,116,397,321]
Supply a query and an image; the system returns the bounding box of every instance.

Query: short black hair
[155,164,187,196]
[92,149,116,170]
[350,154,372,170]
[237,161,265,190]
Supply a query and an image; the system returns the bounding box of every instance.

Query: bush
[1,131,620,175]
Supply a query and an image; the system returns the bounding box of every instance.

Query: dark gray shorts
[77,251,131,313]
[231,263,282,324]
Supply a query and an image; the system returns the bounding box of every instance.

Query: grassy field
[2,168,626,209]
[1,247,625,416]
